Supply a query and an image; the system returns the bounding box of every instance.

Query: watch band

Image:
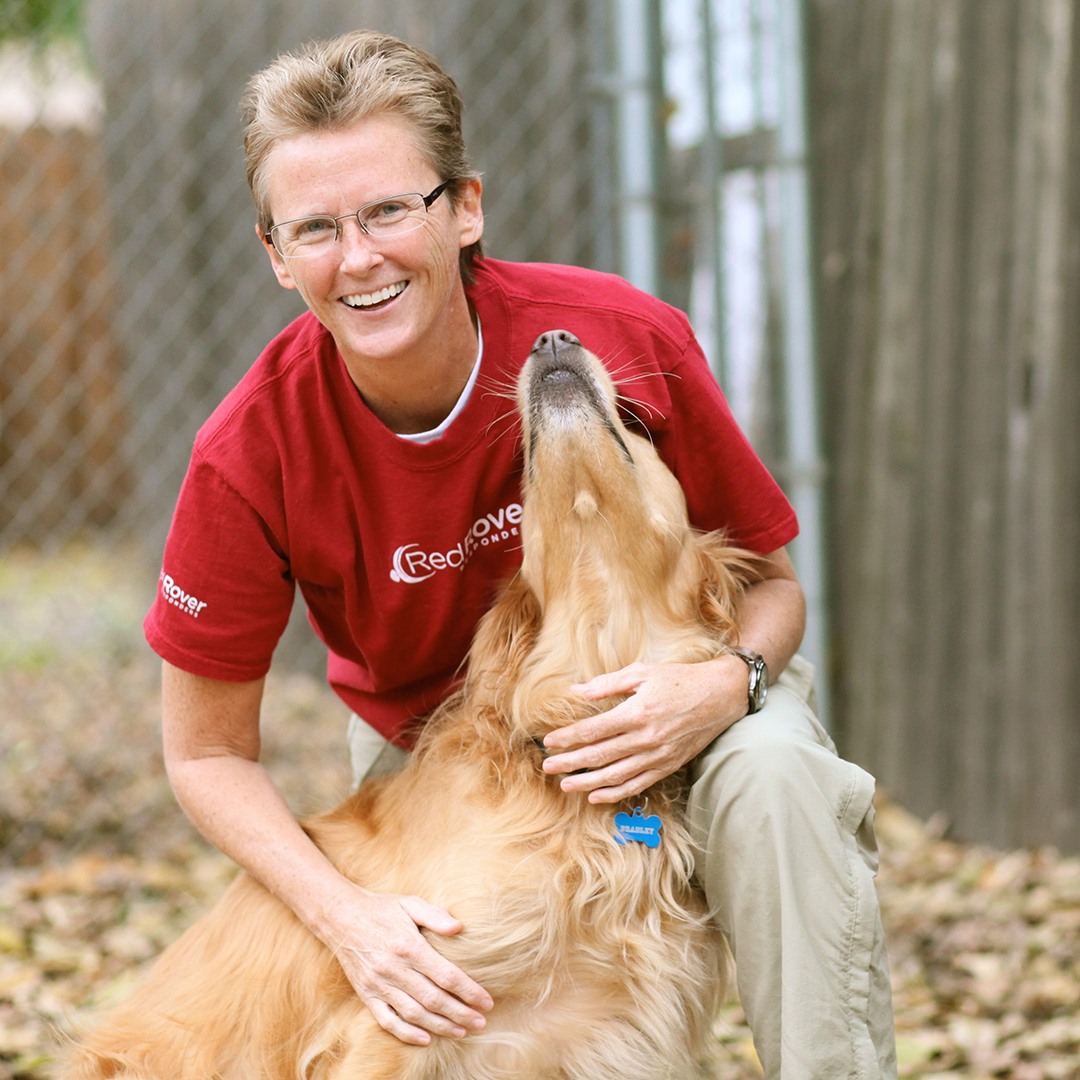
[731,646,768,715]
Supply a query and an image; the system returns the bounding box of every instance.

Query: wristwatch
[731,646,768,715]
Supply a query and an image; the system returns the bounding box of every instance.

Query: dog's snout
[532,330,581,357]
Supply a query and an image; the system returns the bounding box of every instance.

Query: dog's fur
[64,332,760,1079]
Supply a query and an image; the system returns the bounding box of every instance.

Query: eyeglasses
[267,181,451,259]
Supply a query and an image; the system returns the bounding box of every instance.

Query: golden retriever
[63,330,760,1079]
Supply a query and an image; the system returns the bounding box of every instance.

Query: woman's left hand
[543,547,807,804]
[540,655,749,804]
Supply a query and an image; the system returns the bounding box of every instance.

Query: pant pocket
[838,762,880,875]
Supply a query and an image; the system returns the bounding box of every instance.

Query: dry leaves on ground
[875,802,1080,1079]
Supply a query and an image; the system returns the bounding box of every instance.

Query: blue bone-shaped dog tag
[613,806,662,848]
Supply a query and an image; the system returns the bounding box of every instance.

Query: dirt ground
[2,546,1079,1079]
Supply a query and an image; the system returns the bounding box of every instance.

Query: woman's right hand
[320,883,494,1045]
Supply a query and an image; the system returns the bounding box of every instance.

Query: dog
[64,330,761,1079]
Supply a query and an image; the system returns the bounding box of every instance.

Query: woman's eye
[367,200,410,224]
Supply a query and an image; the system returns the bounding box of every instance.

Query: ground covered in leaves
[2,546,1079,1078]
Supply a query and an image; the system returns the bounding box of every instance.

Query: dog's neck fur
[532,510,693,671]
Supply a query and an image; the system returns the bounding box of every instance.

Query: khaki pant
[346,655,897,1079]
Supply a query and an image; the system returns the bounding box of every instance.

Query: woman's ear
[455,177,484,250]
[256,224,298,292]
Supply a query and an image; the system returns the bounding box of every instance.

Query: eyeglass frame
[265,180,452,258]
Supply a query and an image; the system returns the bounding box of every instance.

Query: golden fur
[63,333,760,1079]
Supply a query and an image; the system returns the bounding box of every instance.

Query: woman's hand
[540,546,808,804]
[540,655,748,803]
[321,883,494,1045]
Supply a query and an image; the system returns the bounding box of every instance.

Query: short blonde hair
[241,29,483,279]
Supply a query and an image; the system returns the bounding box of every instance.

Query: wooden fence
[809,0,1080,851]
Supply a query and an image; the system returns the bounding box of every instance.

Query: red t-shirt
[145,259,797,745]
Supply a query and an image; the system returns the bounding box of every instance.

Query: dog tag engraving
[614,807,662,848]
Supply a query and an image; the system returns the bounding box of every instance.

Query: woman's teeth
[342,282,407,308]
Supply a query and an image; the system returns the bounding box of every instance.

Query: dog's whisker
[482,407,521,443]
[613,368,673,386]
[617,405,660,446]
[618,395,666,422]
[478,374,522,410]
[479,384,519,404]
[478,371,521,394]
[597,345,638,372]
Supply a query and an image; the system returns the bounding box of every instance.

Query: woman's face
[258,114,483,379]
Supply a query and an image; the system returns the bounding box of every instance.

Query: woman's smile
[340,281,409,310]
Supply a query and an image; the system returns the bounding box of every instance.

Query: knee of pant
[692,723,836,829]
[734,735,822,806]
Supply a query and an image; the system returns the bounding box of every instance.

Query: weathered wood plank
[809,0,1080,850]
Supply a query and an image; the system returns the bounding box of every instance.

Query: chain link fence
[0,0,836,764]
[3,0,802,669]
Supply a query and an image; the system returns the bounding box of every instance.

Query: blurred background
[2,1,1079,1076]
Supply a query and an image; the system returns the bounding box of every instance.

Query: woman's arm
[160,662,493,1044]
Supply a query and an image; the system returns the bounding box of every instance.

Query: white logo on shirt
[159,571,208,617]
[390,503,523,584]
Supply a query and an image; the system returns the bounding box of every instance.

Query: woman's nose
[337,216,384,270]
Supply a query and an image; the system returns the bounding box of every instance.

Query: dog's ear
[694,533,763,642]
[466,574,543,689]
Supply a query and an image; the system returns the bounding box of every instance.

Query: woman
[145,29,896,1079]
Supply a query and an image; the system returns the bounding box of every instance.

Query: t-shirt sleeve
[144,452,295,681]
[663,331,799,553]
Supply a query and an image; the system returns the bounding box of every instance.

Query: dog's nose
[532,330,581,357]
